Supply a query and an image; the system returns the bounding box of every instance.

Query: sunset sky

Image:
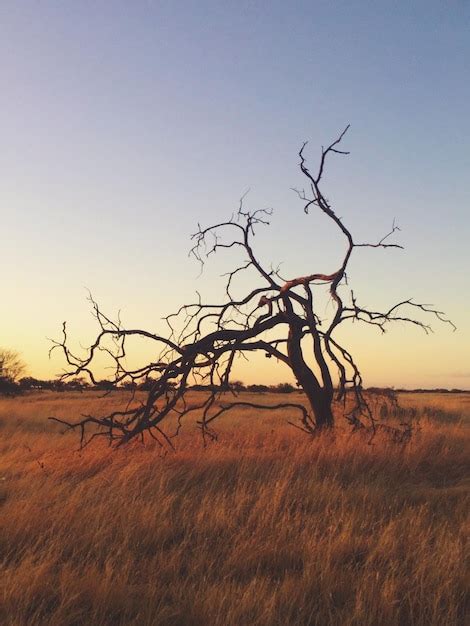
[2,1,469,388]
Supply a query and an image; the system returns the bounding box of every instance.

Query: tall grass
[0,392,469,625]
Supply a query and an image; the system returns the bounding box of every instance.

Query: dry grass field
[0,390,469,625]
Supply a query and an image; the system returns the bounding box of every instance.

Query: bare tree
[0,348,26,395]
[0,348,26,383]
[50,128,454,446]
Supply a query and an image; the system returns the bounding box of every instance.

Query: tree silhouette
[0,348,26,395]
[51,128,454,446]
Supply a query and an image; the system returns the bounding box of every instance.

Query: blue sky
[1,1,469,387]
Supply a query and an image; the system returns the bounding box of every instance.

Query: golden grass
[0,391,469,625]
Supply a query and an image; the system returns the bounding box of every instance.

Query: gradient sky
[1,1,469,388]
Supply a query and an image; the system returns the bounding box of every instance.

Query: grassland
[1,391,469,625]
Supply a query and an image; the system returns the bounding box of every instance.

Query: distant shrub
[273,382,296,393]
[247,384,269,393]
[95,380,116,391]
[230,380,246,392]
[0,377,21,396]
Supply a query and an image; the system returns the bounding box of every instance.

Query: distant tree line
[0,351,467,397]
[1,375,466,397]
[0,375,302,395]
[0,349,311,396]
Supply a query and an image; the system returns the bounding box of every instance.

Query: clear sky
[1,1,469,388]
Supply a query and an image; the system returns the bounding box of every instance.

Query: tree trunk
[286,320,335,429]
[304,385,334,429]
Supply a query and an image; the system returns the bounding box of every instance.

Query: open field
[1,391,469,625]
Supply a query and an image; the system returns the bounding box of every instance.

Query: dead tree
[50,127,454,446]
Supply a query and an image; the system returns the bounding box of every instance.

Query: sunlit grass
[0,391,468,625]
